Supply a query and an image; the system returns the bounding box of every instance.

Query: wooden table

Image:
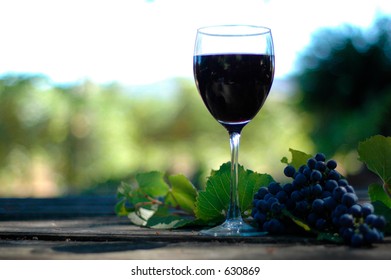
[1,196,390,259]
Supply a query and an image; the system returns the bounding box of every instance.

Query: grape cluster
[251,153,386,246]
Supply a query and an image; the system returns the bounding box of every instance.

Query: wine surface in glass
[194,53,274,132]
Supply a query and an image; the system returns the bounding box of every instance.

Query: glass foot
[199,218,267,237]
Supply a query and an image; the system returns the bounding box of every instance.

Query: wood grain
[0,196,390,259]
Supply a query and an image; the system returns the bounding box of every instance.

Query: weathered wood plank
[0,196,390,260]
[1,239,390,260]
[0,216,319,245]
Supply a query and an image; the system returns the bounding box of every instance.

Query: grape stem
[384,182,391,197]
[134,194,163,209]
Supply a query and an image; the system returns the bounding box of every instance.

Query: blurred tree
[294,16,391,157]
[0,75,313,196]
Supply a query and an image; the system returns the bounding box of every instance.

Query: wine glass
[193,25,275,236]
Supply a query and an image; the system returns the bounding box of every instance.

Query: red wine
[194,53,274,133]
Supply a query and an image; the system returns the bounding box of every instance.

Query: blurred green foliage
[294,16,391,159]
[0,75,313,196]
[4,16,390,197]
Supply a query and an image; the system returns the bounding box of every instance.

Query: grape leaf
[282,208,311,232]
[367,184,391,234]
[123,172,170,212]
[128,207,156,226]
[317,232,344,244]
[116,181,132,199]
[136,171,170,197]
[371,201,391,234]
[147,216,194,229]
[116,164,274,229]
[357,136,391,234]
[282,209,345,243]
[281,148,312,169]
[194,163,231,223]
[195,162,274,223]
[368,183,391,208]
[115,171,199,229]
[146,174,198,228]
[358,135,391,195]
[239,167,274,216]
[115,182,134,216]
[165,174,198,214]
[115,199,132,216]
[146,206,195,229]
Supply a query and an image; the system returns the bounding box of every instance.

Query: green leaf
[116,182,132,199]
[281,148,312,169]
[317,232,344,244]
[136,171,170,197]
[128,188,155,210]
[372,201,391,234]
[282,208,311,232]
[128,212,147,226]
[115,182,135,216]
[239,167,274,217]
[116,171,199,229]
[194,163,230,223]
[194,162,274,223]
[115,198,133,216]
[368,183,391,208]
[128,207,156,227]
[146,206,195,229]
[115,174,167,220]
[358,135,391,191]
[166,174,198,214]
[147,216,194,229]
[358,136,391,231]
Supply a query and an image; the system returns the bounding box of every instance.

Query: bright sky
[0,0,390,85]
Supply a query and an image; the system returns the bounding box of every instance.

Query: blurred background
[0,0,390,197]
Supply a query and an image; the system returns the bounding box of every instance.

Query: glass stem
[227,131,242,221]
